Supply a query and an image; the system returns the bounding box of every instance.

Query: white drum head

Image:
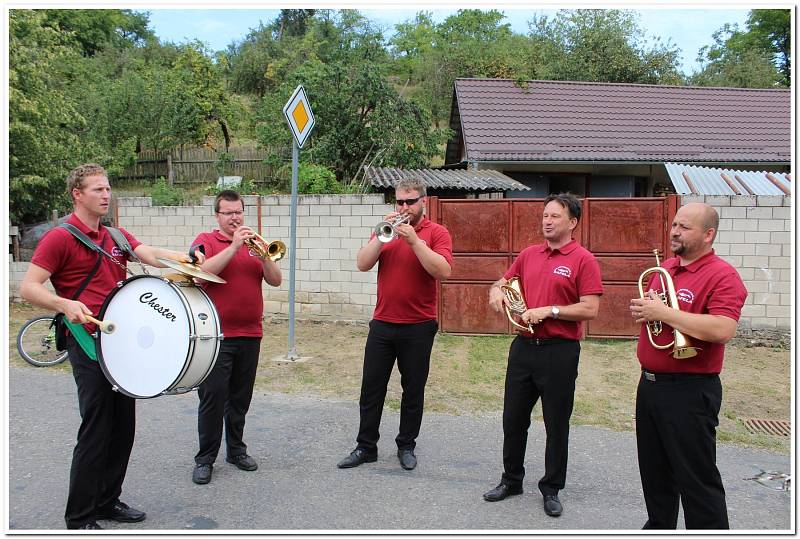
[99,276,191,398]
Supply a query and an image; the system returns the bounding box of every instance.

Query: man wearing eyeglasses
[337,178,453,471]
[188,190,282,485]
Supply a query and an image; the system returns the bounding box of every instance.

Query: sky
[144,6,753,75]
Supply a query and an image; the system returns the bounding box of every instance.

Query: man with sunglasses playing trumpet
[337,178,453,471]
[629,202,747,529]
[189,190,282,485]
[484,193,602,518]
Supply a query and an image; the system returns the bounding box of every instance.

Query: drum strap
[58,224,130,361]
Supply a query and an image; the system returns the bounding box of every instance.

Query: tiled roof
[665,163,791,196]
[448,78,791,164]
[364,166,530,191]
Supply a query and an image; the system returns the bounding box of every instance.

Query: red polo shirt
[637,250,747,374]
[192,230,266,337]
[373,217,453,323]
[31,213,141,332]
[504,240,603,340]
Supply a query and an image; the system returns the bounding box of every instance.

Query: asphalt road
[7,363,792,532]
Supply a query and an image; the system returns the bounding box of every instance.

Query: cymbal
[156,258,227,284]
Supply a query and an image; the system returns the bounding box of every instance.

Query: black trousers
[64,337,136,529]
[636,371,729,529]
[500,337,580,496]
[356,319,438,452]
[195,337,261,464]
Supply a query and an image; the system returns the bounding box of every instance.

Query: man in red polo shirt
[20,163,201,529]
[483,193,602,518]
[337,178,453,471]
[630,202,747,529]
[189,190,282,485]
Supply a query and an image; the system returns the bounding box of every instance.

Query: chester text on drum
[139,292,178,322]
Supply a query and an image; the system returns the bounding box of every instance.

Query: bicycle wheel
[16,316,68,367]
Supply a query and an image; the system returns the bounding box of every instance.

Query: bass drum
[97,275,223,398]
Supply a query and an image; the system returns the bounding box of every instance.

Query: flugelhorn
[637,249,698,359]
[375,213,412,243]
[245,232,286,262]
[501,276,534,334]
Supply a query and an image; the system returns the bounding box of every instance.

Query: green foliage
[276,163,343,194]
[691,10,790,88]
[150,177,185,206]
[250,11,447,186]
[528,10,682,84]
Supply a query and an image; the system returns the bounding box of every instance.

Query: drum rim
[97,274,194,399]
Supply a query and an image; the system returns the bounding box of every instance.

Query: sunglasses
[396,197,422,207]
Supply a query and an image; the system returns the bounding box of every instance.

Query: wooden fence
[120,146,292,185]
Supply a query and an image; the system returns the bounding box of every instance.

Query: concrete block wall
[681,194,792,330]
[114,194,390,321]
[9,194,791,331]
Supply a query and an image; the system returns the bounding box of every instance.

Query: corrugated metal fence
[120,146,291,184]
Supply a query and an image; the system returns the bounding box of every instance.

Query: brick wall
[681,194,791,330]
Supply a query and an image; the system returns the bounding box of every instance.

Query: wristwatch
[551,306,560,320]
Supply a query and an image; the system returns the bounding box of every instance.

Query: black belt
[642,370,718,382]
[516,336,575,346]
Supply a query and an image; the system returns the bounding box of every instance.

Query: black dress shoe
[96,500,146,523]
[483,483,523,502]
[226,453,258,471]
[397,449,417,470]
[543,494,563,517]
[337,448,377,468]
[192,463,213,484]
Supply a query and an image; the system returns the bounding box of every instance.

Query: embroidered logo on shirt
[111,246,124,258]
[553,266,572,278]
[676,288,694,304]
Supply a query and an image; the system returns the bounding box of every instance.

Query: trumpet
[375,213,412,243]
[501,276,534,334]
[245,232,286,262]
[637,249,698,359]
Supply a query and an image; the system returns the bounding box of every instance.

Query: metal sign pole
[287,140,300,360]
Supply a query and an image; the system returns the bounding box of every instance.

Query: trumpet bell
[246,233,286,262]
[266,240,286,262]
[375,213,411,243]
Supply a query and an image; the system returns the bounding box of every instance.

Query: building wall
[681,194,791,331]
[8,194,791,331]
[9,195,392,321]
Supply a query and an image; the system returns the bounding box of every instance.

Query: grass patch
[8,302,790,454]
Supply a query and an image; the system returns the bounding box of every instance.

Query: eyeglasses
[217,210,244,217]
[396,197,422,207]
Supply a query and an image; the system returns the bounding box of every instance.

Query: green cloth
[63,318,98,361]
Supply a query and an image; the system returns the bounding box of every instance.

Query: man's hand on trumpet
[630,290,668,324]
[231,225,256,250]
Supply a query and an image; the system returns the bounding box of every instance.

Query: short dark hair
[214,190,244,213]
[544,192,582,221]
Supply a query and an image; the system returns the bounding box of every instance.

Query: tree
[528,10,682,85]
[9,10,87,223]
[691,9,790,88]
[40,9,154,56]
[253,10,448,185]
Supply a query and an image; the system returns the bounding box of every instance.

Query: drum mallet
[85,315,116,334]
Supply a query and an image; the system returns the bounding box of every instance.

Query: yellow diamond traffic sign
[283,85,315,148]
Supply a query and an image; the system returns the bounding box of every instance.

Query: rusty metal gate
[431,196,679,338]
